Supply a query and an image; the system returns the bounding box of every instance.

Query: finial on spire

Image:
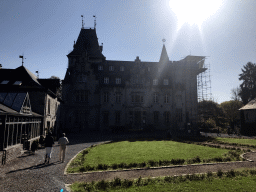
[162,38,166,44]
[81,15,84,29]
[93,15,96,29]
[19,55,26,66]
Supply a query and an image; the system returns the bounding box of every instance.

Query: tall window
[131,94,143,103]
[176,108,183,122]
[109,66,114,71]
[153,93,159,103]
[120,66,124,71]
[104,77,109,84]
[116,78,121,84]
[153,111,159,124]
[103,111,109,125]
[75,90,89,102]
[164,94,169,103]
[116,92,121,103]
[163,79,169,85]
[98,65,103,70]
[148,67,150,72]
[115,111,121,124]
[153,79,158,85]
[48,99,51,114]
[164,111,170,124]
[103,92,109,103]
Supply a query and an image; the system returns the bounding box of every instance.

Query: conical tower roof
[159,44,169,63]
[68,28,105,59]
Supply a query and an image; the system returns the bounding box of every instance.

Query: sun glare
[169,0,223,29]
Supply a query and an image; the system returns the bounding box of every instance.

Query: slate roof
[239,98,256,110]
[0,66,42,88]
[0,66,61,100]
[68,28,105,59]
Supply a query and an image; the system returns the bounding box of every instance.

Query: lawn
[70,169,256,192]
[67,140,231,173]
[108,176,256,192]
[216,137,256,146]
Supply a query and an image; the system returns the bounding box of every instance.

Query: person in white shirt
[58,133,69,163]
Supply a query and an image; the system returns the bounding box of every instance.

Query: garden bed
[67,140,243,173]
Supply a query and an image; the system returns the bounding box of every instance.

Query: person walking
[44,132,54,164]
[58,133,69,163]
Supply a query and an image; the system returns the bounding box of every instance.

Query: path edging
[64,141,112,175]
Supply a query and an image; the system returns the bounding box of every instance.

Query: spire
[159,42,169,63]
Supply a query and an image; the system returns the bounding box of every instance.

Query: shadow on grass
[65,129,215,147]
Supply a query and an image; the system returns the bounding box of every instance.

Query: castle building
[61,27,206,133]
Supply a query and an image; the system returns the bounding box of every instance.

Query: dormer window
[109,66,114,71]
[120,66,124,71]
[13,81,22,85]
[1,80,9,84]
[98,65,103,70]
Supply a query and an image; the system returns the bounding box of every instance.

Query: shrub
[112,163,118,169]
[213,157,223,162]
[139,162,146,167]
[200,174,205,180]
[226,169,236,177]
[118,162,127,169]
[79,167,86,172]
[249,169,256,175]
[96,179,109,190]
[136,176,143,186]
[148,160,158,167]
[171,158,185,165]
[164,176,172,183]
[217,169,223,177]
[97,164,103,170]
[112,177,122,187]
[207,171,213,177]
[122,179,133,188]
[189,174,200,181]
[86,165,95,171]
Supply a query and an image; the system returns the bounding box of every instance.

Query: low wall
[0,144,23,165]
[0,136,40,166]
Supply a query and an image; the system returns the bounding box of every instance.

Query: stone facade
[61,28,206,133]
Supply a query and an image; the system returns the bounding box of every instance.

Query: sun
[169,0,223,29]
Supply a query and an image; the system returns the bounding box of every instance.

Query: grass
[70,168,256,192]
[67,140,232,173]
[215,137,256,146]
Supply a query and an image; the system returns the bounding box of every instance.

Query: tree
[231,87,241,101]
[198,100,224,128]
[49,76,62,99]
[220,100,243,130]
[239,62,256,104]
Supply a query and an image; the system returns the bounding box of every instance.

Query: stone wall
[0,144,23,165]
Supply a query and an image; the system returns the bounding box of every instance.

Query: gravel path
[1,133,256,192]
[0,133,106,192]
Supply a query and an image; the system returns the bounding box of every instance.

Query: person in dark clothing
[44,132,54,164]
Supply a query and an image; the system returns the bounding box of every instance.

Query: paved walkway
[1,133,256,192]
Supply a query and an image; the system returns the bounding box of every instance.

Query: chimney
[0,64,2,69]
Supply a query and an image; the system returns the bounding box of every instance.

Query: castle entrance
[134,111,141,127]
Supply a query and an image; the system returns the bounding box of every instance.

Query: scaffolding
[197,58,212,102]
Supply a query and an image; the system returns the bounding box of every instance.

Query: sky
[1,0,256,104]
